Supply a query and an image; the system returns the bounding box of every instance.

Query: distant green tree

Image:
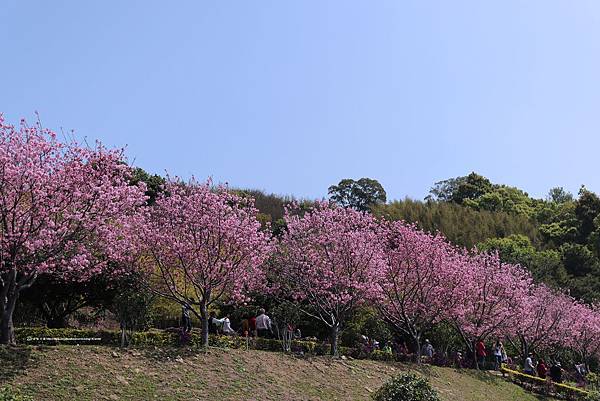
[535,195,576,225]
[590,215,600,258]
[420,174,600,303]
[570,274,600,303]
[539,221,579,246]
[426,176,467,202]
[575,186,600,242]
[477,235,567,287]
[236,189,294,221]
[451,172,493,204]
[429,173,536,217]
[373,198,541,248]
[328,178,386,212]
[232,189,314,237]
[130,167,166,205]
[529,250,569,289]
[561,243,599,278]
[477,234,536,264]
[547,187,574,204]
[470,186,534,217]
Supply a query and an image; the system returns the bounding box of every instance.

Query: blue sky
[1,1,599,201]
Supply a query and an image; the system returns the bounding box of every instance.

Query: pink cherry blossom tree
[135,178,272,347]
[567,302,600,371]
[449,251,532,369]
[507,284,576,362]
[375,221,464,362]
[0,115,147,344]
[275,202,386,356]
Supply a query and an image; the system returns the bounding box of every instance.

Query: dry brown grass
[1,345,556,401]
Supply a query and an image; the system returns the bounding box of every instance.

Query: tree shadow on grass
[0,345,35,383]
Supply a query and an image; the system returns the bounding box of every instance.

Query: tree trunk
[200,301,209,348]
[521,338,529,369]
[414,335,422,364]
[0,292,18,345]
[283,326,292,353]
[330,324,340,357]
[120,318,130,348]
[473,340,482,370]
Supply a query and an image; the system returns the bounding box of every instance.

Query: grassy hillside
[1,345,555,401]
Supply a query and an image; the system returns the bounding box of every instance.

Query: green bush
[0,386,33,401]
[585,391,600,401]
[373,373,441,401]
[15,327,120,345]
[130,331,178,346]
[14,327,355,357]
[588,372,600,392]
[371,349,395,361]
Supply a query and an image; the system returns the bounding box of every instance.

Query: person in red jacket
[248,315,257,337]
[476,340,487,369]
[537,359,548,379]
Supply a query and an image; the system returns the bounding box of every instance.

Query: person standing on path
[256,308,272,338]
[493,341,503,370]
[181,303,192,333]
[421,339,434,361]
[550,361,563,383]
[249,315,257,337]
[524,353,536,375]
[537,359,548,379]
[476,340,487,369]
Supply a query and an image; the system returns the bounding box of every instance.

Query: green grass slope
[1,345,555,401]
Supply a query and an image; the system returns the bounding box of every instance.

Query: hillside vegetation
[1,345,556,401]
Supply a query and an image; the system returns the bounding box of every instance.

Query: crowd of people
[180,306,276,338]
[353,333,593,390]
[410,338,590,389]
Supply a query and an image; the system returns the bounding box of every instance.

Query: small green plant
[0,386,33,401]
[587,372,600,392]
[370,349,395,361]
[372,373,441,401]
[585,391,600,401]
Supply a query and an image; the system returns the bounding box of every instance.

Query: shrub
[373,373,441,401]
[371,349,395,361]
[0,386,33,401]
[588,372,600,392]
[585,391,600,401]
[13,327,355,357]
[15,327,120,345]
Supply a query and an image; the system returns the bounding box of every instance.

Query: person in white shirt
[212,315,235,335]
[524,353,535,375]
[221,317,234,335]
[255,308,272,338]
[493,340,503,370]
